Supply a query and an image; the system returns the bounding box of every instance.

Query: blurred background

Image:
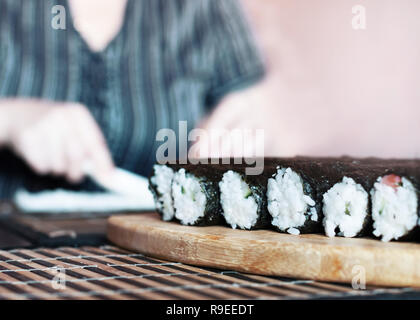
[240,0,420,158]
[1,0,420,201]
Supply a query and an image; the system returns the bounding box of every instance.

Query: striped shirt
[0,0,265,199]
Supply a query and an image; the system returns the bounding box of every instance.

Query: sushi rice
[267,167,318,235]
[323,177,369,237]
[150,164,175,221]
[150,158,420,243]
[172,168,207,225]
[371,175,418,242]
[219,170,259,229]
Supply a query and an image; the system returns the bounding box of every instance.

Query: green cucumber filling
[244,189,252,199]
[344,202,351,216]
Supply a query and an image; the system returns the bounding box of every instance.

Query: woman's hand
[191,81,283,159]
[0,99,114,183]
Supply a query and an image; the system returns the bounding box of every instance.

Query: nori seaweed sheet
[219,167,271,230]
[149,157,420,241]
[361,159,420,241]
[190,160,272,229]
[148,163,180,222]
[174,163,270,228]
[265,157,420,239]
[149,160,270,229]
[150,162,229,226]
[261,161,323,234]
[339,158,420,240]
[174,164,225,226]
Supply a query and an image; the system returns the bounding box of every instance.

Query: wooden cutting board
[107,212,420,287]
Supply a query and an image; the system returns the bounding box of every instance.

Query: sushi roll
[322,176,369,238]
[149,164,176,221]
[371,174,419,242]
[172,167,222,226]
[219,170,270,230]
[149,157,420,243]
[267,166,319,235]
[312,158,392,238]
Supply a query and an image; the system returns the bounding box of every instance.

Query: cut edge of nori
[370,172,420,242]
[148,165,179,223]
[220,170,271,230]
[149,157,420,243]
[174,169,224,227]
[267,166,323,235]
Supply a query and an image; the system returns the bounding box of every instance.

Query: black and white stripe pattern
[0,0,265,199]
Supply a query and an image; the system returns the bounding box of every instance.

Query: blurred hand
[0,99,114,183]
[190,81,283,159]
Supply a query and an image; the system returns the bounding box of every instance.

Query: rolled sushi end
[172,168,207,225]
[219,170,258,230]
[267,167,317,235]
[371,174,418,242]
[150,164,175,221]
[322,177,368,238]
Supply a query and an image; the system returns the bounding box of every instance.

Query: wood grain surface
[107,213,420,288]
